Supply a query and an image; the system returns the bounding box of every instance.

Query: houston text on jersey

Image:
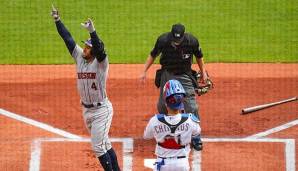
[77,72,96,79]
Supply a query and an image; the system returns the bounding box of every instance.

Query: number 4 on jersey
[91,82,98,90]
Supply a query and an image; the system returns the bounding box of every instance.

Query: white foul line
[29,137,133,171]
[246,119,298,139]
[0,108,82,139]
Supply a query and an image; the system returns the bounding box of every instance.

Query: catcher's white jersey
[144,113,201,158]
[72,45,108,104]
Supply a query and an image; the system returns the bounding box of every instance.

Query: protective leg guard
[107,148,121,171]
[98,153,113,171]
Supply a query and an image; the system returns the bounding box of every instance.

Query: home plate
[144,159,156,169]
[144,151,202,171]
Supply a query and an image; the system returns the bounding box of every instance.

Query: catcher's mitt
[191,135,203,151]
[195,71,214,96]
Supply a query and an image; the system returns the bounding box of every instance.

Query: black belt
[163,68,190,75]
[81,102,101,108]
[158,156,186,159]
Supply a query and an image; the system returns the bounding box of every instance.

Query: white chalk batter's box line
[29,137,134,171]
[29,137,295,171]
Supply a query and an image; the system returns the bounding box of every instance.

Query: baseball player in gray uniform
[51,5,120,171]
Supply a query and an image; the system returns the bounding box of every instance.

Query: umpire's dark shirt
[151,32,203,74]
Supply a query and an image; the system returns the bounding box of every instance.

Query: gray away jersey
[72,45,108,104]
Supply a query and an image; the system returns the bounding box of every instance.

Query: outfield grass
[0,0,297,64]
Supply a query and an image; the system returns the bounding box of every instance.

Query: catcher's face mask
[163,79,186,110]
[166,94,185,110]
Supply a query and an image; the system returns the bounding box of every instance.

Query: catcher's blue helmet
[163,79,186,110]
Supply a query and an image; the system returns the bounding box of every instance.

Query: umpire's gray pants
[157,70,199,118]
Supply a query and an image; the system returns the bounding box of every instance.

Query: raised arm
[51,5,76,54]
[81,19,107,62]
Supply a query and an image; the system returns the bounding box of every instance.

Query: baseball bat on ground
[241,97,297,114]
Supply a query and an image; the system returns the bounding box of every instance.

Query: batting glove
[81,18,95,33]
[51,4,60,22]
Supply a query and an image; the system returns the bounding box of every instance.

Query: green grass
[0,0,297,64]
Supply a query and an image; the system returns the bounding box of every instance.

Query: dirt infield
[0,63,297,170]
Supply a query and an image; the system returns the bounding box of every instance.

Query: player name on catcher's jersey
[72,45,108,104]
[144,113,201,157]
[154,121,190,134]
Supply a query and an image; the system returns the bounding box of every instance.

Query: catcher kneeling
[144,79,202,171]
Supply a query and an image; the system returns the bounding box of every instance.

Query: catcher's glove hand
[195,71,214,96]
[191,135,203,151]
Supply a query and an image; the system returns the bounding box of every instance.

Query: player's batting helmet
[163,79,186,110]
[81,38,92,47]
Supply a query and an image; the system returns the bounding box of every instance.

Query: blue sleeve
[55,20,76,55]
[90,31,107,62]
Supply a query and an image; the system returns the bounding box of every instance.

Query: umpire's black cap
[171,23,185,43]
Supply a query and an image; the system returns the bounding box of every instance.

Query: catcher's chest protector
[156,114,189,133]
[156,114,189,149]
